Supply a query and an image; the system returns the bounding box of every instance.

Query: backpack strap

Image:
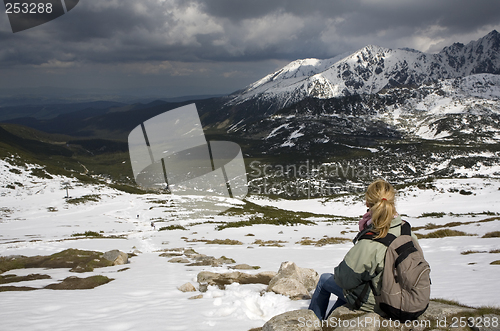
[374,233,396,247]
[356,228,398,247]
[394,241,418,268]
[400,221,411,236]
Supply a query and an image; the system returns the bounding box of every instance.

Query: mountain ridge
[227,30,500,113]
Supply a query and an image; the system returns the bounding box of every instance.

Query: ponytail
[365,179,397,239]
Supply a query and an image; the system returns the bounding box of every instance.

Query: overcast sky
[1,0,500,97]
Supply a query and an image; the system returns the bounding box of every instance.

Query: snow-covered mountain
[243,73,500,153]
[228,30,500,110]
[200,30,500,153]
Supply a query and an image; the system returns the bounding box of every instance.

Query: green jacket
[334,216,420,313]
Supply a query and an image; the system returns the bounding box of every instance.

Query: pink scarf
[358,210,372,231]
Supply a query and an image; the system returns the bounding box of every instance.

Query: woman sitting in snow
[308,178,421,320]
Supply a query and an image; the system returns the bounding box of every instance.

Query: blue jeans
[308,273,347,320]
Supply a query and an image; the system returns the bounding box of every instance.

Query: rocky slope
[243,73,500,149]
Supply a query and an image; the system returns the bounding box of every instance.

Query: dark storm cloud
[197,0,500,36]
[0,0,499,93]
[2,0,500,66]
[332,0,500,39]
[1,0,212,65]
[196,0,354,21]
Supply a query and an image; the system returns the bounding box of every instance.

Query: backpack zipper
[413,266,431,288]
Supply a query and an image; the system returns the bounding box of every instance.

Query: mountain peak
[485,29,500,48]
[486,29,499,38]
[475,29,499,45]
[352,44,391,56]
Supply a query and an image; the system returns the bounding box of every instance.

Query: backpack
[357,221,431,321]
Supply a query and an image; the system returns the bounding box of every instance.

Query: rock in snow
[197,270,277,289]
[266,261,319,300]
[177,282,197,293]
[102,250,128,266]
[195,261,319,299]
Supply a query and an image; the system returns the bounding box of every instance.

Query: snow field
[1,159,500,330]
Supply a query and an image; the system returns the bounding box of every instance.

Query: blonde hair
[365,179,397,239]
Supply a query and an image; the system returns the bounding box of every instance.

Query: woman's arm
[334,240,385,290]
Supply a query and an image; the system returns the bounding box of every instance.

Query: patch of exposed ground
[0,249,127,292]
[45,275,113,290]
[0,249,115,273]
[0,273,51,284]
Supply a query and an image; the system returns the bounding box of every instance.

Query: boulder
[230,264,256,270]
[266,261,319,300]
[114,254,127,266]
[103,250,128,266]
[268,277,310,300]
[263,309,322,331]
[418,301,476,321]
[197,270,277,289]
[158,252,183,258]
[159,249,236,267]
[177,282,197,292]
[264,301,488,331]
[325,301,488,331]
[168,257,190,263]
[187,255,234,267]
[183,248,198,256]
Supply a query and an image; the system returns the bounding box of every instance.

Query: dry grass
[66,194,100,205]
[296,236,351,246]
[158,225,187,231]
[252,239,287,247]
[482,231,500,238]
[0,273,51,284]
[413,216,500,231]
[460,250,487,255]
[415,229,475,239]
[0,286,37,292]
[71,231,104,238]
[461,249,500,255]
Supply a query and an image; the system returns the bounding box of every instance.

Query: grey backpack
[358,221,431,321]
